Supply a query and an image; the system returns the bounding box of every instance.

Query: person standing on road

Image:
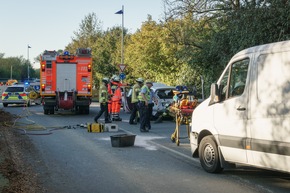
[148,88,158,124]
[110,76,123,121]
[94,77,112,123]
[138,80,153,132]
[129,77,144,125]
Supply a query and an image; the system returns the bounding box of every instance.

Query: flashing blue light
[64,51,69,55]
[24,82,29,85]
[34,85,40,91]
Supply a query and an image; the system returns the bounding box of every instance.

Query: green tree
[91,27,124,82]
[163,0,290,96]
[66,12,103,53]
[125,15,178,85]
[0,56,34,81]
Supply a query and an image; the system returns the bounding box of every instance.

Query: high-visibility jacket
[138,85,150,102]
[131,83,141,103]
[99,84,108,103]
[107,83,112,97]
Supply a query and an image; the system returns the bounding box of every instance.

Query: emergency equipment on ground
[110,134,136,147]
[169,86,197,146]
[87,123,104,132]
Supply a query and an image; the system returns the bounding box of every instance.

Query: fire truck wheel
[44,110,49,115]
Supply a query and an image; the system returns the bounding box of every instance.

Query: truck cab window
[46,61,52,68]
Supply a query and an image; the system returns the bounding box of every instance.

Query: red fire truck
[40,48,93,114]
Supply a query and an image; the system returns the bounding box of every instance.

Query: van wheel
[199,135,223,173]
[3,103,8,107]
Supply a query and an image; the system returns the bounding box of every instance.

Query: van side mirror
[209,83,220,105]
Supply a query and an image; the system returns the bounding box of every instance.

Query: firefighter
[94,77,112,123]
[129,77,144,124]
[138,79,153,132]
[111,76,122,121]
[107,74,118,118]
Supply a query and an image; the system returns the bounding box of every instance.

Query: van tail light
[88,64,92,72]
[19,93,27,97]
[87,84,91,92]
[41,84,45,91]
[2,93,8,97]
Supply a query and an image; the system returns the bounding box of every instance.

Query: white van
[190,40,290,173]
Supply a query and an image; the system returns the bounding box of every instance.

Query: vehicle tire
[199,135,223,173]
[44,109,49,115]
[3,103,8,107]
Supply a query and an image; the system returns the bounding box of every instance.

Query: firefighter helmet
[136,77,144,83]
[113,76,120,82]
[102,77,109,83]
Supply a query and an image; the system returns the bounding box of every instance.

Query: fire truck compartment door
[57,63,76,91]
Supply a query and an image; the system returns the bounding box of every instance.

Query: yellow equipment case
[87,123,104,133]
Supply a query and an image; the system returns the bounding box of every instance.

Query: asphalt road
[1,102,290,193]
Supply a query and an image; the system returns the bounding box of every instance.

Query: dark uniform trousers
[94,102,109,122]
[129,102,139,123]
[139,101,150,130]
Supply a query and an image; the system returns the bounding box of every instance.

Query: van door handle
[237,107,246,111]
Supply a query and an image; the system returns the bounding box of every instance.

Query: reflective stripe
[138,85,150,101]
[2,92,27,100]
[131,84,140,103]
[99,85,108,103]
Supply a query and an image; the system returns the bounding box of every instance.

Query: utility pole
[27,45,31,79]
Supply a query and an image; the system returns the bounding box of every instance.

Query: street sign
[119,72,126,80]
[118,64,126,72]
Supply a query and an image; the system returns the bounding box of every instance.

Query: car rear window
[156,89,174,99]
[5,87,24,92]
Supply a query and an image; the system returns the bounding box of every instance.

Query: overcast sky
[0,0,164,68]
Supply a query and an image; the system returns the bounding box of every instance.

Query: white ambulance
[190,40,290,173]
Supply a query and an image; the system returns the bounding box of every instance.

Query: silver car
[151,83,175,118]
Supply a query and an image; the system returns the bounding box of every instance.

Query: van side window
[220,68,229,101]
[219,59,249,101]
